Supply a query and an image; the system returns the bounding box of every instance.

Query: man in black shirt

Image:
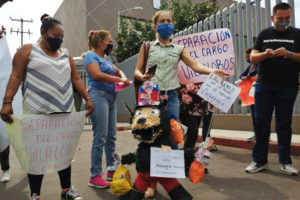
[245,2,300,176]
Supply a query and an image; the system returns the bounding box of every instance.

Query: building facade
[54,0,234,57]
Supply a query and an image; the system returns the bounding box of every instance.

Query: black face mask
[274,20,290,32]
[46,36,63,51]
[104,43,113,55]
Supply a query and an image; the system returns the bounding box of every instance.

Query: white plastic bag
[0,36,23,151]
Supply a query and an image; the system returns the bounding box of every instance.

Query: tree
[114,0,218,62]
[160,0,218,33]
[114,19,155,62]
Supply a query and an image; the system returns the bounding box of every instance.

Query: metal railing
[172,0,297,114]
[77,0,299,117]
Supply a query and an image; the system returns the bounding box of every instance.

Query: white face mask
[274,20,290,32]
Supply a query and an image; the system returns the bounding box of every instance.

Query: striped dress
[22,44,74,114]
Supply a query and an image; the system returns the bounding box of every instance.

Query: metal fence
[74,59,92,124]
[172,0,297,114]
[77,0,299,118]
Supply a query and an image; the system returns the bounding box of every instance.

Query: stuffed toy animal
[118,103,197,200]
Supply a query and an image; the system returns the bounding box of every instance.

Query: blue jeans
[89,89,117,178]
[253,82,298,165]
[164,90,179,149]
[165,90,180,119]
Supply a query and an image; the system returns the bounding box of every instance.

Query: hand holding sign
[173,28,235,85]
[197,73,240,113]
[212,69,230,81]
[6,112,86,175]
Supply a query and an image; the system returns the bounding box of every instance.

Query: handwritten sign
[150,147,185,178]
[238,77,257,106]
[0,35,23,152]
[6,111,86,175]
[173,28,235,85]
[197,73,240,113]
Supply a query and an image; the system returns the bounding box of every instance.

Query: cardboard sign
[150,147,185,178]
[197,73,240,113]
[6,111,86,175]
[173,28,235,85]
[0,36,23,152]
[238,77,257,106]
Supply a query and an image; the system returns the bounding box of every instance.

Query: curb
[197,136,300,156]
[117,126,131,131]
[116,126,300,156]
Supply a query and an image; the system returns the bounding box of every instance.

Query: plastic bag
[110,165,132,196]
[170,118,184,144]
[194,147,213,166]
[189,161,205,184]
[113,165,131,183]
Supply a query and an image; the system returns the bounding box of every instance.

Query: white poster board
[0,35,23,152]
[150,147,185,178]
[173,28,235,85]
[197,73,241,113]
[6,111,86,175]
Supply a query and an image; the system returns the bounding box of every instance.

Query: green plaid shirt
[147,38,184,91]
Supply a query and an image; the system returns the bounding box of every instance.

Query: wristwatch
[287,51,293,58]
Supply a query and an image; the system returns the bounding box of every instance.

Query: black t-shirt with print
[253,26,300,86]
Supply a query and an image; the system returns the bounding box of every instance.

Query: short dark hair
[273,2,291,15]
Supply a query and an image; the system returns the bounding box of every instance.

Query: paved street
[1,127,300,200]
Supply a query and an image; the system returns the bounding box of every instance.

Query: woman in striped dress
[0,16,94,200]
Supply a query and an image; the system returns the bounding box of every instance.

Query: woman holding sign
[134,10,228,121]
[0,16,94,200]
[134,10,228,198]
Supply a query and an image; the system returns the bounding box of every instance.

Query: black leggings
[0,145,10,171]
[27,165,71,196]
[180,113,202,149]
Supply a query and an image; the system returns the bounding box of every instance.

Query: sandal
[144,183,156,199]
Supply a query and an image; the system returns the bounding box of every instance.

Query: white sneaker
[30,193,40,200]
[245,162,268,173]
[1,170,10,182]
[281,164,298,176]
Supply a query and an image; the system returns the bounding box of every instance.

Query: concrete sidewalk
[114,123,300,156]
[1,127,300,200]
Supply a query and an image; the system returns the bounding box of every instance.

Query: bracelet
[3,102,12,104]
[287,51,293,58]
[3,97,13,100]
[86,96,91,100]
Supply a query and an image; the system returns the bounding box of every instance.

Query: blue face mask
[157,24,174,40]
